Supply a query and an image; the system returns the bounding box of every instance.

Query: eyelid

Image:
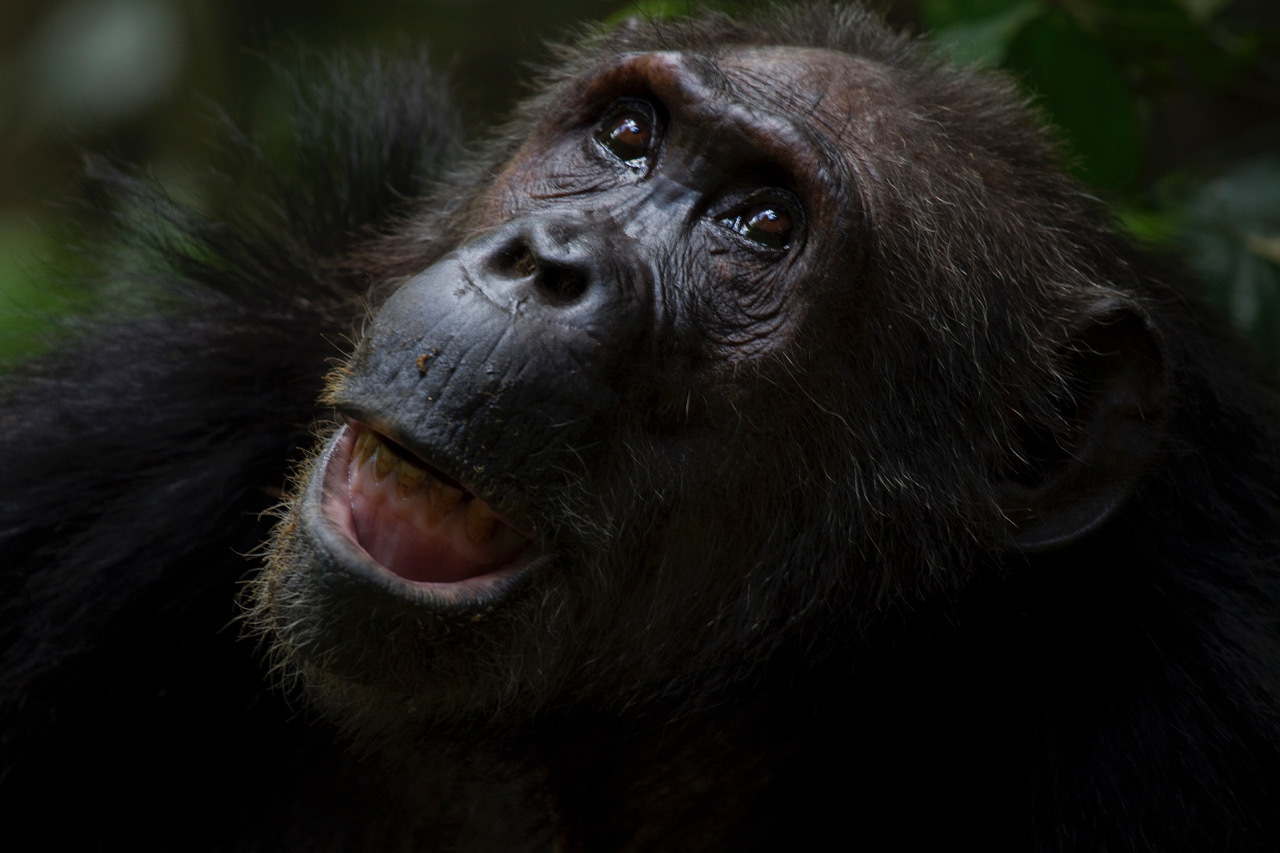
[713,188,804,252]
[593,97,662,171]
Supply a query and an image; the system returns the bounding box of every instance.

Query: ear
[999,298,1169,552]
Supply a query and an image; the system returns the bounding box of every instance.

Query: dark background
[1,0,1277,361]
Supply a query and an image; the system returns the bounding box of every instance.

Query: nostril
[512,248,538,278]
[489,234,591,305]
[492,240,538,278]
[537,266,588,304]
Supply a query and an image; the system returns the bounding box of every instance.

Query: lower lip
[307,424,540,607]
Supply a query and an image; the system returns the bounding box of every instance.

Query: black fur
[3,5,1280,851]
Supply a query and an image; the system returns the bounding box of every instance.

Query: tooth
[395,459,426,498]
[374,444,395,480]
[426,479,463,523]
[466,499,498,544]
[354,430,376,464]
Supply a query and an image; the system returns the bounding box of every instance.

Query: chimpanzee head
[253,7,1166,728]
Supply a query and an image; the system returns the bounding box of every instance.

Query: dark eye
[720,200,797,250]
[596,103,656,169]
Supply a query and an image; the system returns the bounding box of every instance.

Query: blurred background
[1,0,1277,362]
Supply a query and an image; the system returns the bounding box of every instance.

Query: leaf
[0,217,85,367]
[605,0,706,25]
[1180,159,1280,350]
[930,1,1044,66]
[1005,13,1141,189]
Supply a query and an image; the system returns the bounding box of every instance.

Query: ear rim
[999,297,1170,553]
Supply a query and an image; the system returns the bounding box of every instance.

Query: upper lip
[347,416,469,490]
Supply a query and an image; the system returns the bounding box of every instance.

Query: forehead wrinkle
[710,47,889,219]
[696,52,858,209]
[713,59,832,123]
[713,46,891,136]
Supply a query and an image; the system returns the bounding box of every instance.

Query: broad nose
[470,215,620,311]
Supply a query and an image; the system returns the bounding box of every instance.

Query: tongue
[347,433,529,583]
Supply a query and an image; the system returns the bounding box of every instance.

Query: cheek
[690,247,808,354]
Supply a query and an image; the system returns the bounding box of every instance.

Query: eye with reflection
[720,199,797,250]
[596,102,657,169]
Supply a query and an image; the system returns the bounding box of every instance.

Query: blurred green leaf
[922,0,1035,29]
[1180,159,1280,352]
[1086,0,1248,89]
[1117,204,1182,245]
[1179,0,1232,24]
[929,1,1043,66]
[605,0,706,25]
[1005,13,1141,189]
[0,218,85,367]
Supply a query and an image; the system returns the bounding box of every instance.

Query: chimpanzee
[2,3,1278,850]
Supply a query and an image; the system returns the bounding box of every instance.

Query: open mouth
[319,423,536,588]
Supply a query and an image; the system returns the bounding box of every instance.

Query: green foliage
[924,0,1280,354]
[925,0,1041,65]
[1180,161,1280,353]
[0,220,74,367]
[1005,11,1141,188]
[605,0,713,26]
